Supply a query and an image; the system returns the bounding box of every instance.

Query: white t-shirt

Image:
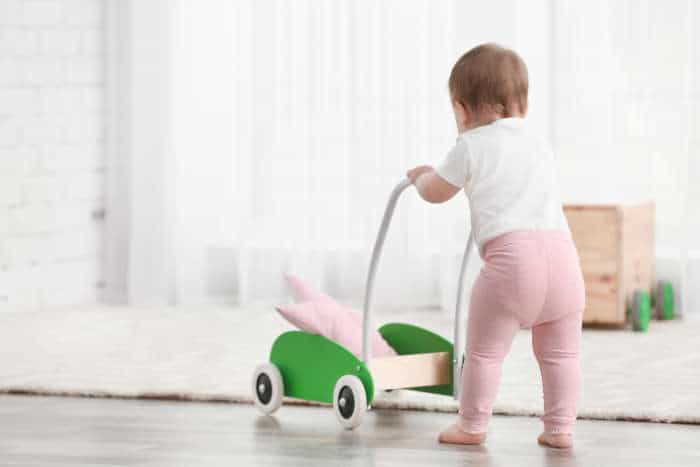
[436,117,569,251]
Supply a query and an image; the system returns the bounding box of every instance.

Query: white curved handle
[361,178,474,400]
[361,179,413,363]
[453,232,474,398]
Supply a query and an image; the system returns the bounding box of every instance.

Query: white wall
[0,0,105,311]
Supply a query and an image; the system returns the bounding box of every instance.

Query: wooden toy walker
[252,179,473,429]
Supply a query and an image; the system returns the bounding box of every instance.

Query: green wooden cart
[252,179,474,429]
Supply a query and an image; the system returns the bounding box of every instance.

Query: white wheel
[332,375,367,430]
[252,363,284,414]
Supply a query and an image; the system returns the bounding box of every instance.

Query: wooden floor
[1,395,699,466]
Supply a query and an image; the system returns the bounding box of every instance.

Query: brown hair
[448,43,528,119]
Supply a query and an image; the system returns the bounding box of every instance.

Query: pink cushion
[276,301,397,358]
[279,275,397,358]
[284,274,335,303]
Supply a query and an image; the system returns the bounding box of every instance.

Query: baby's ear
[451,99,470,132]
[457,101,474,120]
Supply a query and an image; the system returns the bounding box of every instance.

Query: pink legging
[458,230,585,434]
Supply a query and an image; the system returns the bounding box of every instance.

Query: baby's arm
[406,165,460,204]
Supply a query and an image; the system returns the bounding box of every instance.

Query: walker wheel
[630,290,651,332]
[655,280,675,320]
[332,375,367,430]
[252,363,284,414]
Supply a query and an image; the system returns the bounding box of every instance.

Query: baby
[407,44,585,449]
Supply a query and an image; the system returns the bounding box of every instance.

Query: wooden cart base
[370,352,451,390]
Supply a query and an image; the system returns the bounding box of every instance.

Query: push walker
[252,179,473,429]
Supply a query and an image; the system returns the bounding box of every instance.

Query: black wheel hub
[256,373,272,404]
[338,386,355,419]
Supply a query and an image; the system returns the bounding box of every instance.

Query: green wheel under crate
[630,290,651,332]
[655,280,675,320]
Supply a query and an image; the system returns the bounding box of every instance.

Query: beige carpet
[1,306,698,424]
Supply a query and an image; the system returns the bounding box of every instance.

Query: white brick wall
[0,0,104,311]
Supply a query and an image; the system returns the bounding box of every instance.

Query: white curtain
[169,0,467,309]
[109,0,699,314]
[550,0,700,314]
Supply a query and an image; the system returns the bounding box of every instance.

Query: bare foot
[537,432,573,449]
[438,423,486,445]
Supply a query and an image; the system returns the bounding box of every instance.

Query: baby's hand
[406,165,460,204]
[406,165,435,184]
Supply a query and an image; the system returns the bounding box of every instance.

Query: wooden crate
[563,202,655,326]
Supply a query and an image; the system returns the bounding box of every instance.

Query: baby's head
[448,43,528,131]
